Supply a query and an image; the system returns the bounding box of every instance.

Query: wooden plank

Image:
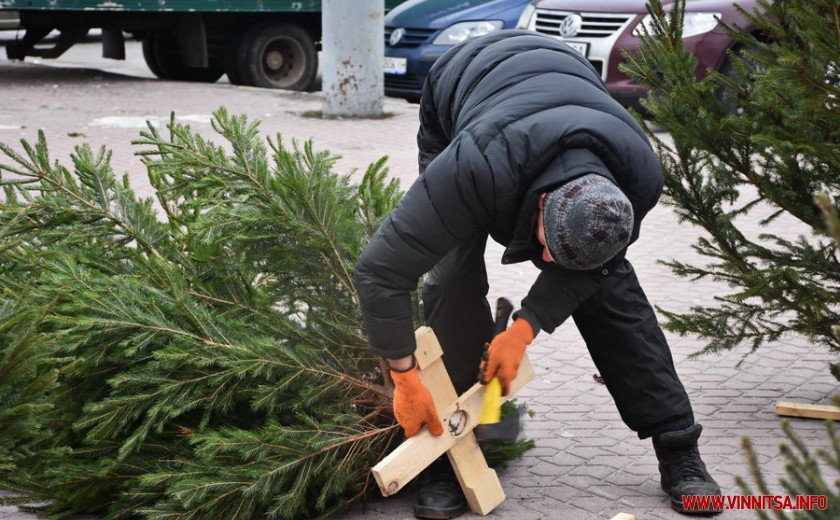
[414,327,458,412]
[609,514,635,520]
[446,432,505,514]
[372,354,535,497]
[776,401,840,421]
[414,326,443,370]
[415,327,504,515]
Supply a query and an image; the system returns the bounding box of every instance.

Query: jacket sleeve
[514,268,603,335]
[355,133,490,358]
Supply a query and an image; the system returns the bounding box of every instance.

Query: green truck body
[0,1,404,13]
[0,0,404,90]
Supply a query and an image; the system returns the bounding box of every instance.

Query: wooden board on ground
[776,401,840,421]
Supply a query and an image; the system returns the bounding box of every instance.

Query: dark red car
[517,0,762,110]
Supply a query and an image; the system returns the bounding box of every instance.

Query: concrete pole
[322,0,384,117]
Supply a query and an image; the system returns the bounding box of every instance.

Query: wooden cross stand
[372,326,535,515]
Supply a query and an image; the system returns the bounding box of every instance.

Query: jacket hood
[501,148,617,265]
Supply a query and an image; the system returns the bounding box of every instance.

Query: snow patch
[91,114,212,129]
[178,114,213,124]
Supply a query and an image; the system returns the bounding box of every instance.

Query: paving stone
[566,493,625,515]
[484,499,545,520]
[524,445,559,458]
[623,462,662,477]
[564,463,614,480]
[524,498,601,520]
[604,471,655,487]
[536,450,588,469]
[602,442,650,457]
[502,483,545,500]
[698,441,741,455]
[564,446,611,459]
[560,474,611,494]
[585,454,632,471]
[525,461,568,477]
[527,436,575,450]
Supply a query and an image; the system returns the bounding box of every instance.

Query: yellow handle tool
[478,297,514,426]
[479,376,502,424]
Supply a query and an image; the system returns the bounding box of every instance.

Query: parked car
[384,0,532,102]
[517,0,762,111]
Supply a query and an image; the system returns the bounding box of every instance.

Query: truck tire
[237,22,317,90]
[142,33,224,83]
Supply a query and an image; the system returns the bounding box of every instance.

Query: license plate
[563,41,589,57]
[384,56,407,75]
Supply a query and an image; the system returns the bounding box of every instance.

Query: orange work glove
[479,318,535,396]
[390,364,444,437]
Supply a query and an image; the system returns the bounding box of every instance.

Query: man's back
[420,31,619,145]
[416,31,660,250]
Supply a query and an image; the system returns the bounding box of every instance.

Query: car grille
[385,73,422,91]
[534,10,633,38]
[384,26,437,48]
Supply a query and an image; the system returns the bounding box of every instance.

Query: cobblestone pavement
[1,53,838,520]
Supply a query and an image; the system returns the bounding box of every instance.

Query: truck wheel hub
[265,49,285,70]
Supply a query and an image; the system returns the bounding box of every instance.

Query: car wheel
[237,23,317,90]
[716,44,764,116]
[142,33,225,83]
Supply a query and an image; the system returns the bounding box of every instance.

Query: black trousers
[421,233,694,439]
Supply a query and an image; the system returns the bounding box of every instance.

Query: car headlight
[633,12,721,38]
[516,4,537,29]
[433,20,504,45]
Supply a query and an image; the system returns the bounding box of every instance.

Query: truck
[0,0,405,90]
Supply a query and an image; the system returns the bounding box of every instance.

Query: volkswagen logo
[389,27,405,46]
[558,14,583,38]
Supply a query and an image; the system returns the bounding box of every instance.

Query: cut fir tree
[0,108,532,519]
[621,0,840,374]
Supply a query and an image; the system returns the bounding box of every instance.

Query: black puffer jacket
[355,30,663,359]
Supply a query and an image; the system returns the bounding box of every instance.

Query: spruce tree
[736,194,840,519]
[621,0,840,374]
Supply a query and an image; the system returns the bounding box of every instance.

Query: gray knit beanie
[542,174,634,270]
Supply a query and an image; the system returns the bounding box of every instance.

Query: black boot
[413,459,468,520]
[653,424,722,514]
